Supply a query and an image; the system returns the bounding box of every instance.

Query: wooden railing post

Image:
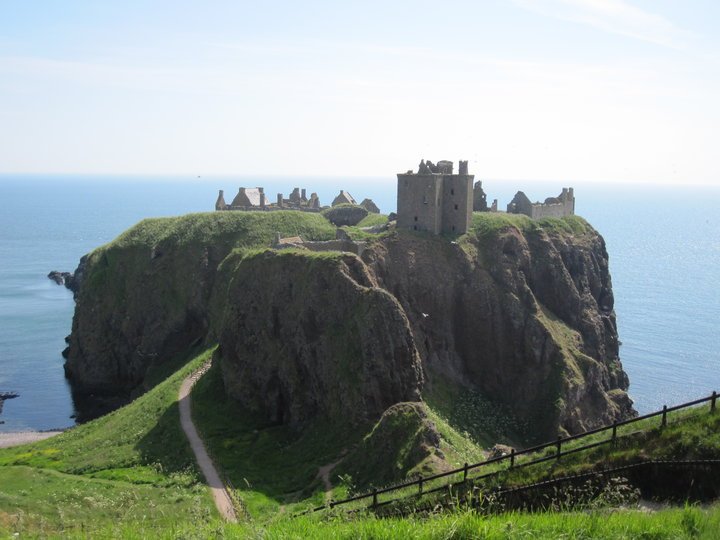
[463,462,469,482]
[510,448,515,468]
[372,489,378,507]
[661,405,667,428]
[712,391,717,412]
[612,421,618,443]
[556,436,562,460]
[418,476,423,495]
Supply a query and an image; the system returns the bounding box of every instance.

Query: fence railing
[304,390,718,514]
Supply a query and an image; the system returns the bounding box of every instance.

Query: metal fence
[305,390,718,514]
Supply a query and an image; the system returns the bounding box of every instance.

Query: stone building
[332,190,356,206]
[507,188,575,219]
[215,187,321,212]
[396,159,474,234]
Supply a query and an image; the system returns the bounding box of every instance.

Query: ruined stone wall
[219,206,321,213]
[397,174,443,234]
[301,239,367,256]
[529,202,572,219]
[440,174,474,234]
[507,188,575,219]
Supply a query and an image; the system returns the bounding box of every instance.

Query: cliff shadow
[186,359,368,508]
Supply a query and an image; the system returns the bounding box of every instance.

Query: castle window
[452,225,456,232]
[413,225,417,230]
[454,204,458,210]
[451,189,454,195]
[414,216,418,222]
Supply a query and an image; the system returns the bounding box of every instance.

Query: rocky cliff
[64,211,633,443]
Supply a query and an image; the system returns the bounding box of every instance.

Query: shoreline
[0,430,65,448]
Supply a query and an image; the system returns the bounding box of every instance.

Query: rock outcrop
[340,402,448,488]
[322,204,368,227]
[63,211,633,442]
[217,250,423,426]
[62,212,337,401]
[48,256,86,297]
[362,221,631,437]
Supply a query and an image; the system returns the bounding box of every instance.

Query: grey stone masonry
[396,159,473,234]
[507,188,575,219]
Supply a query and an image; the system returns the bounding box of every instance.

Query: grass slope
[191,361,364,519]
[490,403,720,490]
[104,210,337,251]
[0,348,217,536]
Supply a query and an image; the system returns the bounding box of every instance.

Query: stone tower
[396,159,474,234]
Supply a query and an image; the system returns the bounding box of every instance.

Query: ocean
[1,175,719,431]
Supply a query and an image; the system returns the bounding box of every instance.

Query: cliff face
[63,212,337,397]
[64,212,632,441]
[362,219,631,437]
[216,250,423,426]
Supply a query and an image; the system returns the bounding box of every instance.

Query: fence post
[556,436,562,460]
[612,421,617,443]
[661,405,667,428]
[372,489,378,507]
[510,448,515,468]
[463,462,469,482]
[712,391,717,412]
[418,476,423,495]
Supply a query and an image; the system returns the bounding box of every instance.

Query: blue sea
[1,175,719,431]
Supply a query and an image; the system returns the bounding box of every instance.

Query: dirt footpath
[179,363,238,522]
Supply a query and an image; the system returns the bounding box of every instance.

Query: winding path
[179,362,238,522]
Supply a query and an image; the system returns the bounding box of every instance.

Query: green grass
[246,503,720,539]
[0,348,212,483]
[191,360,365,519]
[469,212,590,238]
[82,210,336,298]
[447,402,720,496]
[357,213,389,227]
[425,408,487,468]
[336,212,391,240]
[1,350,718,537]
[0,348,219,536]
[20,502,715,539]
[106,210,337,251]
[0,466,211,537]
[425,376,529,449]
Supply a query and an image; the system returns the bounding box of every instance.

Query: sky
[1,1,719,183]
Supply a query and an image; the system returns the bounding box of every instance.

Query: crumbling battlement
[507,188,575,219]
[396,159,473,235]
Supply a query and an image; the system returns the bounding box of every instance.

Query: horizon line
[0,172,717,188]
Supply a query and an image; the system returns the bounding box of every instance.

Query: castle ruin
[396,159,473,235]
[215,187,321,212]
[507,188,575,219]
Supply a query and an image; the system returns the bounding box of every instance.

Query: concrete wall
[397,174,443,234]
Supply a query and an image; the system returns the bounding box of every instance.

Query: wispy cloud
[511,0,690,49]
